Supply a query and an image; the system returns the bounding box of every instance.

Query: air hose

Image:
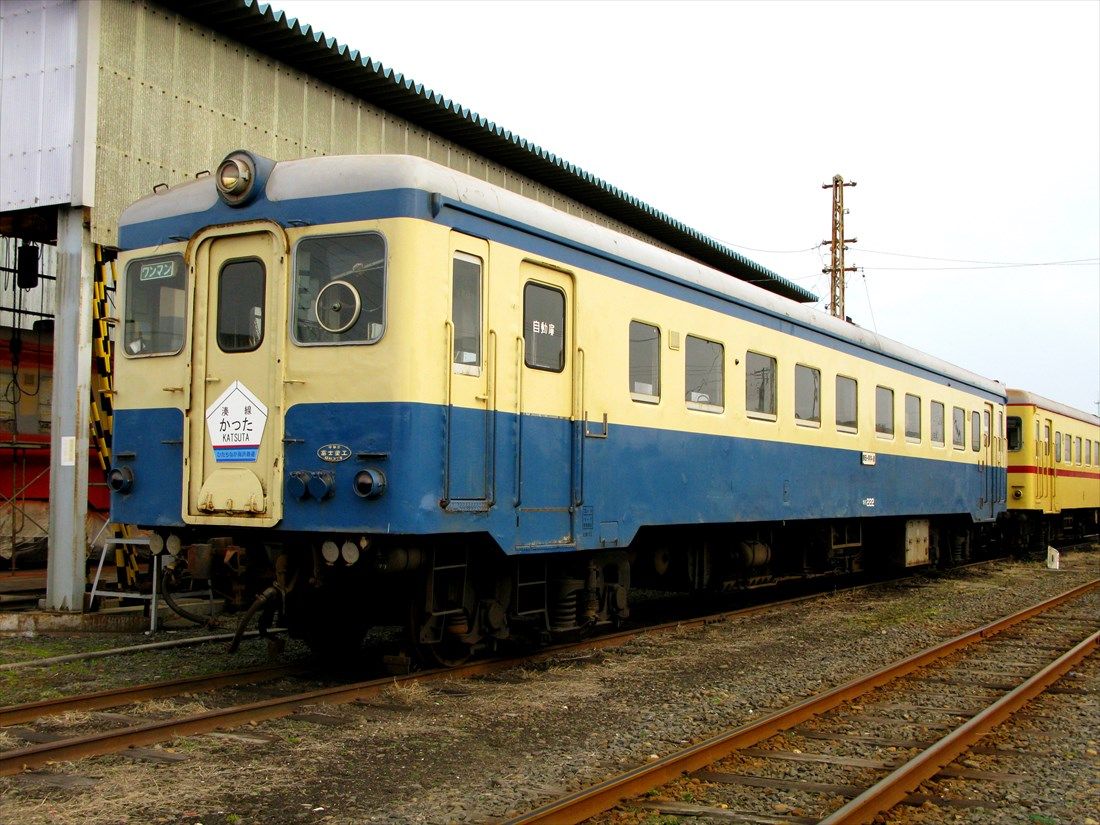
[228,585,280,653]
[159,561,220,629]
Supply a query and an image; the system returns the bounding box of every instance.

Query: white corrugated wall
[0,0,79,211]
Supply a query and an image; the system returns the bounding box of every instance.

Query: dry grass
[380,677,431,706]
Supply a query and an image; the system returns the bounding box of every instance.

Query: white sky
[275,0,1100,414]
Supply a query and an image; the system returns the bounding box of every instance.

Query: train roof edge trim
[119,153,1005,400]
[1006,389,1100,426]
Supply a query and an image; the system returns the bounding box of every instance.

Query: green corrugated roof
[153,0,817,303]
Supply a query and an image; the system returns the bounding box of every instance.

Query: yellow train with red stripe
[1005,389,1100,548]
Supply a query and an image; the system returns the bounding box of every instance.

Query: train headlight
[215,151,256,206]
[107,467,134,494]
[354,468,386,499]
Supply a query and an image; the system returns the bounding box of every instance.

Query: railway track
[0,562,1012,777]
[504,579,1099,824]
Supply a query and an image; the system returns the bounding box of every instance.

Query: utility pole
[822,174,857,320]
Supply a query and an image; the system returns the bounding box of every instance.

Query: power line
[861,259,1099,272]
[858,248,1099,266]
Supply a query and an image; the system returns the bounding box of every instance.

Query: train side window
[294,232,386,345]
[952,407,965,449]
[523,282,566,372]
[451,252,482,375]
[745,351,776,419]
[794,364,821,426]
[686,335,724,413]
[1075,436,1082,464]
[835,375,857,433]
[217,259,265,353]
[983,410,991,447]
[931,401,945,446]
[629,321,660,403]
[904,394,921,442]
[1006,416,1022,451]
[1054,432,1061,462]
[123,253,186,357]
[1043,425,1050,455]
[1087,440,1092,465]
[971,412,981,452]
[875,386,894,437]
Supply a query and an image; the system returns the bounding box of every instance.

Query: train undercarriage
[153,514,1003,665]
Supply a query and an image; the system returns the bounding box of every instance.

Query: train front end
[110,151,433,652]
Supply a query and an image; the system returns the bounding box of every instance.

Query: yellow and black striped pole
[89,247,138,588]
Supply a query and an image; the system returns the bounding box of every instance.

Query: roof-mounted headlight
[216,151,257,206]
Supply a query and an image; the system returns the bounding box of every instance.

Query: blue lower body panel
[110,402,1005,552]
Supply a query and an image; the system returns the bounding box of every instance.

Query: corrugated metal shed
[150,0,815,303]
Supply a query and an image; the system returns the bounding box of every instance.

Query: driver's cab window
[123,253,186,356]
[293,233,385,344]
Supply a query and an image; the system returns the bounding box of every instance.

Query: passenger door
[981,403,995,518]
[185,226,286,526]
[444,234,494,508]
[516,262,575,547]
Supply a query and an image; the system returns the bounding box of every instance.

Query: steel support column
[45,207,94,611]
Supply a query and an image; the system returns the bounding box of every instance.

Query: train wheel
[410,608,475,667]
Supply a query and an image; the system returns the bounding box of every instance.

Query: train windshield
[123,253,186,356]
[293,233,385,345]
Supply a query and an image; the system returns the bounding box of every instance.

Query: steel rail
[503,578,1099,825]
[0,558,1025,776]
[0,567,915,737]
[821,628,1099,824]
[0,663,303,726]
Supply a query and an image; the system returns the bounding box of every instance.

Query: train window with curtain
[217,259,265,353]
[523,282,565,372]
[745,351,776,418]
[931,401,946,446]
[904,394,921,442]
[293,232,386,345]
[685,335,724,412]
[952,407,965,449]
[629,321,660,403]
[875,386,894,436]
[794,364,821,425]
[971,412,981,451]
[451,253,482,376]
[835,375,857,432]
[1006,416,1022,451]
[123,253,186,357]
[1054,432,1062,461]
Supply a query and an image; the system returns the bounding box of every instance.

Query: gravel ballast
[0,550,1096,825]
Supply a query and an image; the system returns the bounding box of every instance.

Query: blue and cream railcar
[111,151,1007,656]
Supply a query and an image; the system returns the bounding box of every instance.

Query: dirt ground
[1,550,1097,825]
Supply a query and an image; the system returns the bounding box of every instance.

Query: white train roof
[1007,389,1100,426]
[122,153,1005,397]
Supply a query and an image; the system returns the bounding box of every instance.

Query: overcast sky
[275,0,1100,414]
